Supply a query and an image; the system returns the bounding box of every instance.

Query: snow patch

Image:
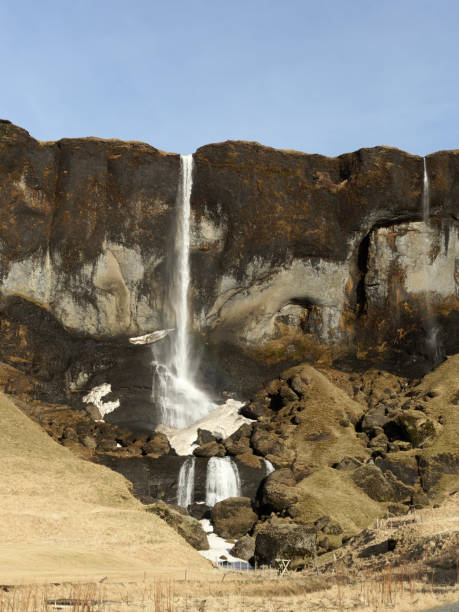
[82,383,120,419]
[156,399,252,455]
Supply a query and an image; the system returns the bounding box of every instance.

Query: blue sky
[1,0,458,155]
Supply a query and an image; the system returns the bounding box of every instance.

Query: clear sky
[1,0,458,156]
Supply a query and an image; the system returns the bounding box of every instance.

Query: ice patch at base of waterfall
[156,399,252,455]
[198,519,252,568]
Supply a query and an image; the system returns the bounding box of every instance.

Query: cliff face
[0,120,457,428]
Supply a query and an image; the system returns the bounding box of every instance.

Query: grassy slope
[0,392,209,582]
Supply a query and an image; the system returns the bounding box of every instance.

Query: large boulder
[210,497,258,539]
[231,535,255,562]
[145,501,209,550]
[351,464,395,502]
[142,432,172,457]
[255,523,316,570]
[258,469,299,514]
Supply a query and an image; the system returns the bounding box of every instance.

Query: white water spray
[205,456,242,506]
[177,456,196,508]
[152,155,215,428]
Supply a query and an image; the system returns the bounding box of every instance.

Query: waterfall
[152,154,215,428]
[422,158,443,365]
[205,457,241,506]
[177,456,196,508]
[422,157,430,220]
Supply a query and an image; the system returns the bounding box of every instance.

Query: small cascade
[264,458,275,475]
[421,158,444,365]
[152,154,215,428]
[177,456,196,508]
[205,456,241,506]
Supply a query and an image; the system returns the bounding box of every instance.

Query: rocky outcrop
[145,501,209,550]
[0,120,458,430]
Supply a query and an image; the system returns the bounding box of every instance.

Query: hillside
[0,392,209,582]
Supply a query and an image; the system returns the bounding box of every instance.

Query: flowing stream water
[177,456,196,508]
[152,154,215,428]
[205,456,242,506]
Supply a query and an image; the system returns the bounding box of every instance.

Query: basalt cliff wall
[0,120,457,429]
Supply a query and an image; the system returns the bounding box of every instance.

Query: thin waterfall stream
[422,158,443,365]
[152,154,215,429]
[177,456,196,508]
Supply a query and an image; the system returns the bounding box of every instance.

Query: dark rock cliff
[0,120,457,429]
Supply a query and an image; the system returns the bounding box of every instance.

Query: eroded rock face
[0,120,458,427]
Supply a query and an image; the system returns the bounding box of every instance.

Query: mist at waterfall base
[421,159,444,367]
[151,155,215,429]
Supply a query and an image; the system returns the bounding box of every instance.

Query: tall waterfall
[205,456,241,506]
[422,157,430,220]
[152,155,215,428]
[422,158,443,365]
[177,456,196,508]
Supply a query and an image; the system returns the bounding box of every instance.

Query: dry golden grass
[0,572,456,611]
[0,392,210,582]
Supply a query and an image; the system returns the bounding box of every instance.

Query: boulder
[145,501,209,550]
[193,441,226,458]
[351,464,395,502]
[333,456,363,471]
[142,432,171,457]
[188,503,211,521]
[211,497,258,539]
[258,469,299,514]
[231,535,255,562]
[396,411,441,447]
[255,523,316,570]
[195,429,216,445]
[223,423,253,455]
[79,434,97,450]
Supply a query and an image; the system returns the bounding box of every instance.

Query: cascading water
[421,158,443,365]
[177,456,196,508]
[152,154,215,428]
[205,456,241,506]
